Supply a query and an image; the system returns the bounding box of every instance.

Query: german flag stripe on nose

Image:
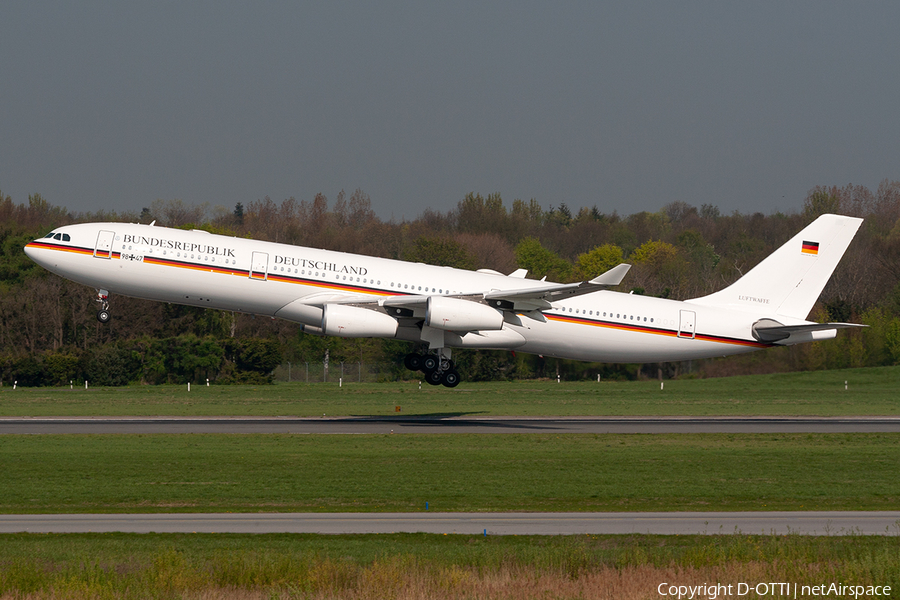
[801,240,819,255]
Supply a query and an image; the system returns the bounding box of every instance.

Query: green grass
[1,433,898,513]
[4,371,897,598]
[1,532,898,599]
[2,365,900,416]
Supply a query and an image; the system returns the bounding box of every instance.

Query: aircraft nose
[24,239,49,266]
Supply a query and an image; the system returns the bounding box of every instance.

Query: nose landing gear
[404,350,460,388]
[96,289,111,324]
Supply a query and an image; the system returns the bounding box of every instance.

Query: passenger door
[94,230,115,259]
[678,309,696,339]
[250,251,269,281]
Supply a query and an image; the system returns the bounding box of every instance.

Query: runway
[1,415,899,434]
[4,416,896,537]
[2,512,898,535]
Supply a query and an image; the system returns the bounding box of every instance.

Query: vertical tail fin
[688,214,863,320]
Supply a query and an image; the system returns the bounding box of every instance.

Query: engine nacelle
[425,296,503,331]
[322,304,399,338]
[274,299,324,326]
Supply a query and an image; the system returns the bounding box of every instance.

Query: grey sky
[2,2,898,221]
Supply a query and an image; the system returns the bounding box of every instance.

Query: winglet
[589,264,631,286]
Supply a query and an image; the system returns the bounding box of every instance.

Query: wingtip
[588,263,631,286]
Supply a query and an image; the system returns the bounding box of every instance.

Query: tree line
[2,181,899,386]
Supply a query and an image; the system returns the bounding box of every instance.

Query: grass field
[2,433,898,513]
[1,532,897,599]
[3,369,898,598]
[2,365,899,417]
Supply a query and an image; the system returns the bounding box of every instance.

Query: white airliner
[25,214,863,386]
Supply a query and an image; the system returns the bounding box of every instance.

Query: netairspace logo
[657,582,892,599]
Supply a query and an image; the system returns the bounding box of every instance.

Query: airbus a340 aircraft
[25,213,863,387]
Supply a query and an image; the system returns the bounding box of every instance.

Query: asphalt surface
[2,415,900,434]
[1,512,898,535]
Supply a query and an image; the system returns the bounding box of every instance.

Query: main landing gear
[404,351,460,388]
[96,289,111,324]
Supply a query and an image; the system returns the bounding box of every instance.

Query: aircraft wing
[302,264,631,323]
[482,264,631,311]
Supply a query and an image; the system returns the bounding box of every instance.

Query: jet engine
[322,304,399,338]
[425,296,504,331]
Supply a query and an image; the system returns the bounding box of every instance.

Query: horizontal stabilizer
[752,318,865,342]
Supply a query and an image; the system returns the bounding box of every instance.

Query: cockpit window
[62,234,70,241]
[45,232,70,241]
[54,233,62,240]
[45,232,55,238]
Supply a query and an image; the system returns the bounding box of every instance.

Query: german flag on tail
[801,240,819,255]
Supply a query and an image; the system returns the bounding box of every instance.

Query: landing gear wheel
[441,369,460,388]
[421,355,439,373]
[425,369,443,386]
[95,289,111,325]
[404,353,422,371]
